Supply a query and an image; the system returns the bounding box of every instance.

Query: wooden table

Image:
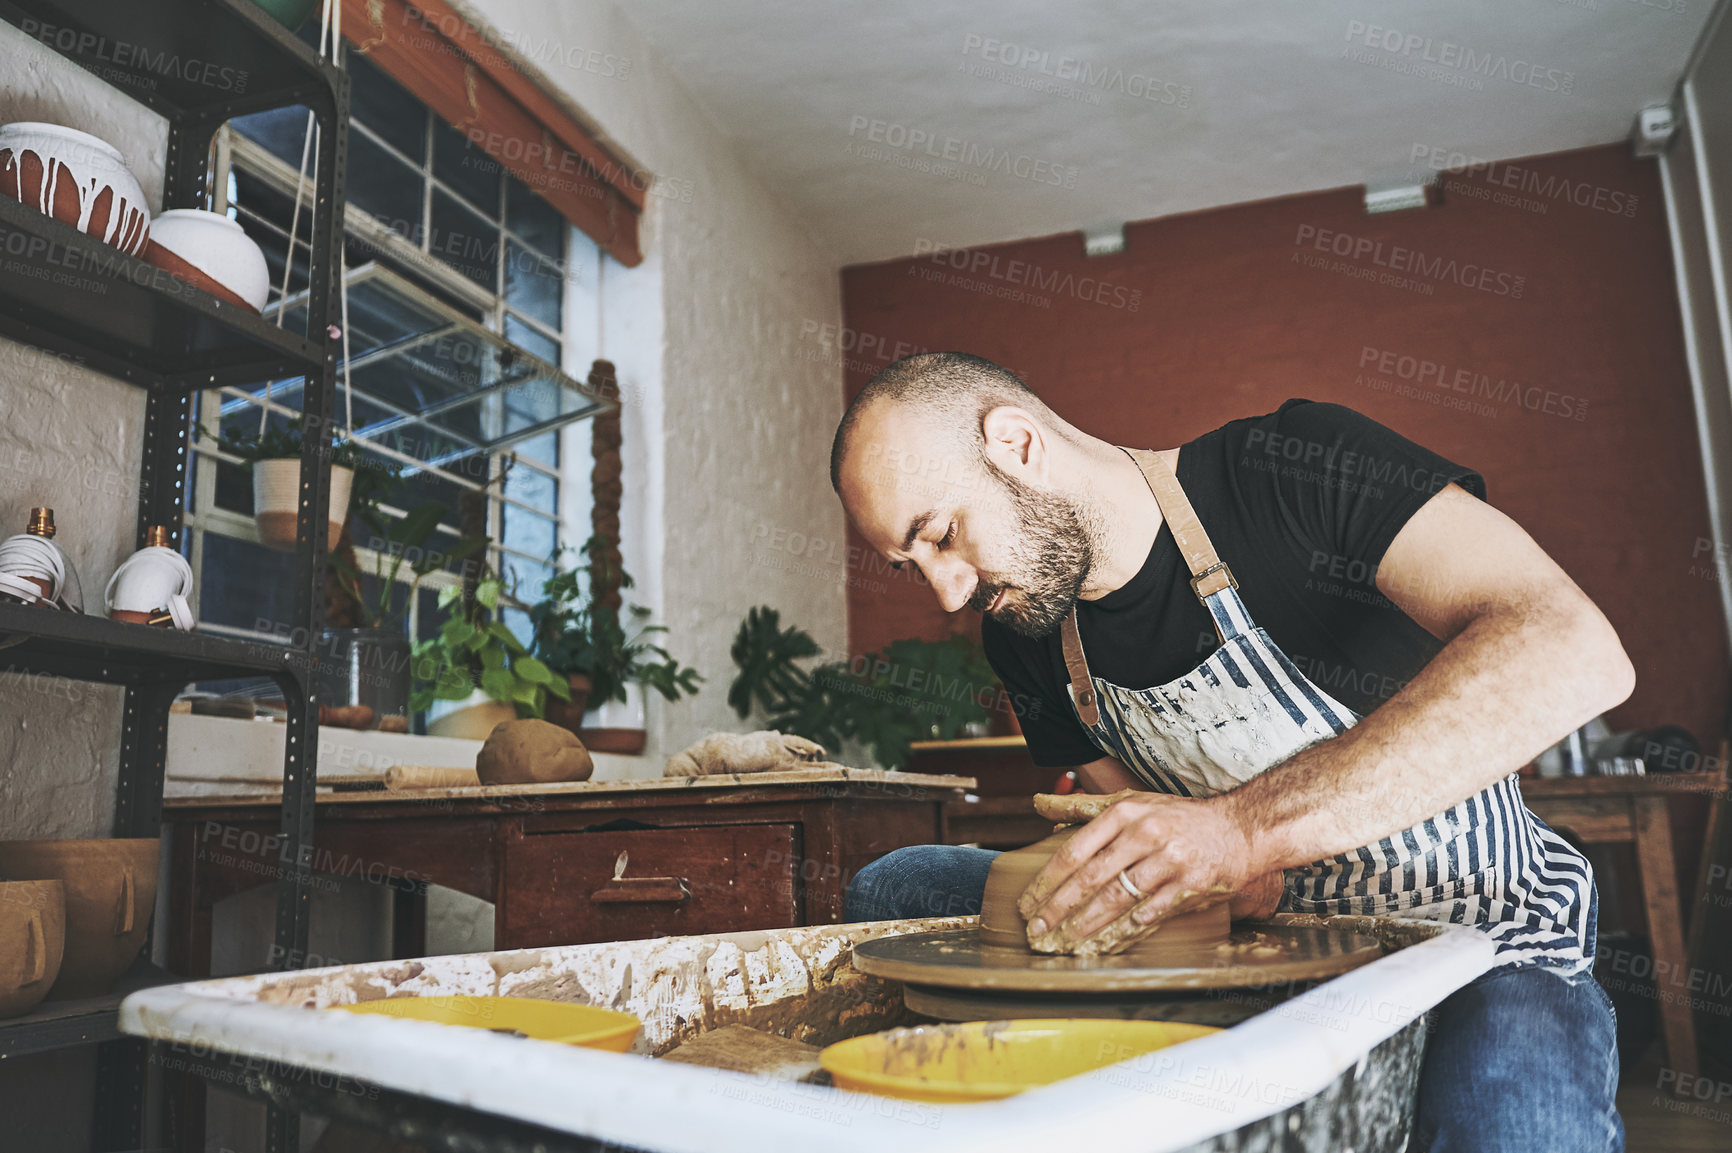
[1521,772,1726,1083]
[161,769,973,976]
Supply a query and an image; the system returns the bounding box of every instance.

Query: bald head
[829,352,1060,494]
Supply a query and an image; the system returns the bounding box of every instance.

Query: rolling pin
[384,764,482,790]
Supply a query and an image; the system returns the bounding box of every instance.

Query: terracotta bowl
[0,838,159,998]
[980,826,1230,956]
[0,880,65,1018]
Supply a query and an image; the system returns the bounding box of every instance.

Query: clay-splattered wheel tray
[851,923,1383,993]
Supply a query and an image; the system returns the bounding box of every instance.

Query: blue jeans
[846,845,1623,1153]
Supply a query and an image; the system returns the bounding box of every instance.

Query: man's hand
[1017,791,1257,955]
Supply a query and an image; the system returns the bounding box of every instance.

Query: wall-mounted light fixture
[1363,182,1432,215]
[1632,103,1677,157]
[1082,222,1127,257]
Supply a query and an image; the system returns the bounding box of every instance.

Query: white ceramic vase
[253,460,353,552]
[145,209,270,312]
[104,546,196,629]
[0,122,150,254]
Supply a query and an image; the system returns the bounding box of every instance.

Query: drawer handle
[590,876,692,904]
[591,849,690,904]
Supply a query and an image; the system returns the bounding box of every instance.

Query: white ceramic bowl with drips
[0,122,151,254]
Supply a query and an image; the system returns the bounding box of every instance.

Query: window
[187,44,605,671]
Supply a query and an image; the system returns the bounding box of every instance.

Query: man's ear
[981,406,1049,484]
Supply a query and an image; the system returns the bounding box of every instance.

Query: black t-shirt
[984,399,1486,768]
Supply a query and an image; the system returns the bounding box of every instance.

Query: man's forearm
[1212,599,1634,876]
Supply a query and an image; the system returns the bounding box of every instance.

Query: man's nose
[924,559,975,614]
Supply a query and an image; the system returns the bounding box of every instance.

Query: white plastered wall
[0,23,167,840]
[462,0,848,772]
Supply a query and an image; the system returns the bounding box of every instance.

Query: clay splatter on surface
[203,919,974,1055]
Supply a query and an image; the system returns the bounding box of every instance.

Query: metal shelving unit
[0,1,349,1148]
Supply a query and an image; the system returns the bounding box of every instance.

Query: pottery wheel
[851,924,1382,993]
[899,982,1282,1026]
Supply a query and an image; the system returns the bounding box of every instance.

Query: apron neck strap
[1121,446,1236,600]
[1058,446,1238,727]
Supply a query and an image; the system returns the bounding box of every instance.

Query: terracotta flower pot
[0,880,65,1018]
[578,727,648,755]
[541,673,593,737]
[0,838,159,998]
[254,460,353,553]
[0,122,150,254]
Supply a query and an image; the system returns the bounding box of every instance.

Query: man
[831,352,1629,1152]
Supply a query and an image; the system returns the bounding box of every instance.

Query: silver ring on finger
[1116,868,1146,901]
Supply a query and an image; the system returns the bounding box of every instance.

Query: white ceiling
[618,0,1712,266]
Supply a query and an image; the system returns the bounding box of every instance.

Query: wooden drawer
[499,824,801,948]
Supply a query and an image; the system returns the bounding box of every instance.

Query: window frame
[186,66,585,648]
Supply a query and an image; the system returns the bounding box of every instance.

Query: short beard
[971,467,1096,638]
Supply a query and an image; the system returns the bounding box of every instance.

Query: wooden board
[163,767,976,807]
[658,1024,825,1082]
[851,925,1382,992]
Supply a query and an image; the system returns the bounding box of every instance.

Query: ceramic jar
[144,209,270,312]
[0,838,160,998]
[0,122,150,254]
[0,880,65,1018]
[105,543,196,629]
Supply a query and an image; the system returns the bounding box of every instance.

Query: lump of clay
[476,719,594,785]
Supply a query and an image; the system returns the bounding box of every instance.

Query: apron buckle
[1189,561,1238,598]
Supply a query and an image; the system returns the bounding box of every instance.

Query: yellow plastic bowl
[331,996,640,1052]
[820,1018,1221,1103]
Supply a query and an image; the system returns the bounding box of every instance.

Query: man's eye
[938,522,957,549]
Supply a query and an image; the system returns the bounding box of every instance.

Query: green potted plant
[529,535,701,752]
[727,606,1001,768]
[205,416,359,552]
[411,574,570,739]
[321,496,486,730]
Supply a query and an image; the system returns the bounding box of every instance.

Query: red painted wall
[838,143,1725,890]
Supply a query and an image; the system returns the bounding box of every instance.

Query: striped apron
[1058,447,1595,973]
